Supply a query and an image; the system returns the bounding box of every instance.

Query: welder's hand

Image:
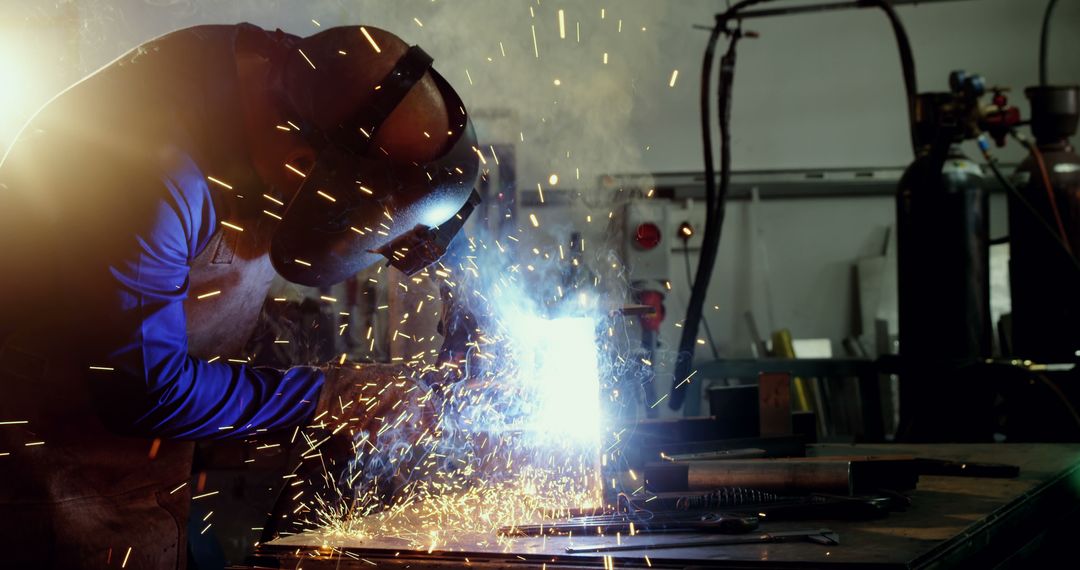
[434,283,483,384]
[314,363,425,434]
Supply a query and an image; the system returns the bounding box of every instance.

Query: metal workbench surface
[246,444,1080,569]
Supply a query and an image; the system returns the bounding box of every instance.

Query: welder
[0,23,478,568]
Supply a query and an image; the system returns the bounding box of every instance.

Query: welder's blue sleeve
[102,156,324,439]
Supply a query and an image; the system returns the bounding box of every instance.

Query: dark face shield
[270,45,481,287]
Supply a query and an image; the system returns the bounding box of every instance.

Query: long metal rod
[564,528,837,554]
[693,0,976,30]
[734,0,974,19]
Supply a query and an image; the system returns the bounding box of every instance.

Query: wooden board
[255,444,1080,569]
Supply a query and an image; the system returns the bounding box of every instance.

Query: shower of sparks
[360,27,382,53]
[669,69,679,88]
[260,215,652,554]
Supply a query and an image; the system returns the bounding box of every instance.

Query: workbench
[244,444,1080,569]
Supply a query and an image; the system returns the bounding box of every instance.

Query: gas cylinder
[897,90,993,367]
[1009,85,1080,362]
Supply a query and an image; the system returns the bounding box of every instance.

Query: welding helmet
[268,27,481,287]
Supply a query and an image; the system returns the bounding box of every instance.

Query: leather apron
[0,202,277,568]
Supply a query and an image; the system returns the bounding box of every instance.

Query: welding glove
[314,363,427,434]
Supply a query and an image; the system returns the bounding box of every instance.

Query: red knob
[634,222,662,250]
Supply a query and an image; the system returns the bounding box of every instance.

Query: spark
[465,69,473,85]
[196,290,221,300]
[220,221,244,232]
[553,78,561,87]
[262,193,284,205]
[537,184,545,204]
[192,490,219,500]
[414,18,424,28]
[88,366,114,371]
[206,176,233,190]
[24,441,44,446]
[548,174,559,185]
[311,19,321,27]
[603,52,608,65]
[360,27,382,53]
[285,163,307,177]
[263,210,282,220]
[320,295,338,302]
[0,421,28,425]
[529,213,539,227]
[294,259,312,267]
[669,69,679,88]
[499,42,506,57]
[316,190,337,202]
[121,547,132,568]
[297,48,317,70]
[558,9,566,39]
[531,25,540,58]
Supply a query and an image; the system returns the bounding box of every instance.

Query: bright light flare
[509,316,602,444]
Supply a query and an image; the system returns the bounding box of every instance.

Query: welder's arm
[96,176,324,440]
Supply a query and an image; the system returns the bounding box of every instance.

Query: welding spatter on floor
[563,528,839,554]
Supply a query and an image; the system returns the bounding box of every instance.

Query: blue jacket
[0,24,324,440]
